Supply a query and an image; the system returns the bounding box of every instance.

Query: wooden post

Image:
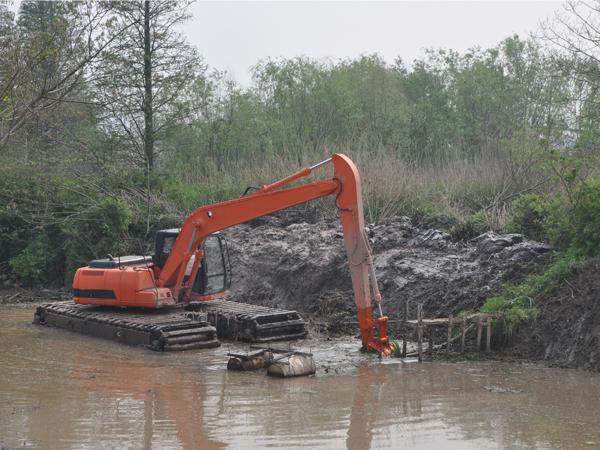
[402,299,409,358]
[461,315,467,353]
[486,319,492,352]
[417,303,423,362]
[447,314,453,355]
[476,317,483,352]
[428,325,434,356]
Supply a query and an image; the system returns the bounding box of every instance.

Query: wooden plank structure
[396,301,495,361]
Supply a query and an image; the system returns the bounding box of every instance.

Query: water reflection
[344,360,600,450]
[70,352,225,450]
[346,365,384,450]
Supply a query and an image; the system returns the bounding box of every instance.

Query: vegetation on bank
[483,177,600,328]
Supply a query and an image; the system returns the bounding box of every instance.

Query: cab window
[201,235,227,294]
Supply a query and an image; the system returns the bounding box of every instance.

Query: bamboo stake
[447,314,453,355]
[476,318,483,352]
[417,303,423,362]
[486,319,492,352]
[428,325,434,356]
[403,299,409,358]
[461,315,467,353]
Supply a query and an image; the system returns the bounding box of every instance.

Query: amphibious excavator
[34,154,393,355]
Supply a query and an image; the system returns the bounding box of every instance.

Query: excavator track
[33,300,307,350]
[188,299,307,343]
[33,301,220,351]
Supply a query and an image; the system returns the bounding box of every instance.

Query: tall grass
[162,146,547,228]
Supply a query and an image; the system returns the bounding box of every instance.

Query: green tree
[0,1,133,150]
[93,0,200,170]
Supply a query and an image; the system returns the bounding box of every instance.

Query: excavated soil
[224,215,552,335]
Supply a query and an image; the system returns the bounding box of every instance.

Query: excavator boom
[157,153,391,354]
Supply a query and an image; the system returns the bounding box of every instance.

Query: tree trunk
[143,0,154,170]
[143,0,153,234]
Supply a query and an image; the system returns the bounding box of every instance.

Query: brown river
[1,306,600,450]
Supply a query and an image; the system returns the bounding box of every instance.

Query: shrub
[571,178,600,257]
[10,231,62,286]
[509,191,573,250]
[0,215,29,274]
[63,197,133,278]
[510,193,551,241]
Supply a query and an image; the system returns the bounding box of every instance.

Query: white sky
[181,0,564,86]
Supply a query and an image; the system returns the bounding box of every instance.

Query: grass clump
[481,254,580,333]
[449,211,488,241]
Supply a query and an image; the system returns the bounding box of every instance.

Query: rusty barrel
[267,353,316,378]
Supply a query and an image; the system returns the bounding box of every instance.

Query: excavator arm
[157,154,392,355]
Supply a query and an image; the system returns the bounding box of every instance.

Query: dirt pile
[224,215,551,332]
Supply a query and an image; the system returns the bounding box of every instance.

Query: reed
[164,146,546,228]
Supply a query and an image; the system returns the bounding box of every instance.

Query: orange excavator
[34,154,393,355]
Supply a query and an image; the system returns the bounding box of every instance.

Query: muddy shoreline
[501,259,600,371]
[5,214,598,372]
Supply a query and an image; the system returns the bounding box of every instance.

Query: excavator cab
[153,229,232,297]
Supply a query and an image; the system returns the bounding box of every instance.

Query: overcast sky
[180,1,564,86]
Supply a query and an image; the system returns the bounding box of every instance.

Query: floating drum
[267,353,316,378]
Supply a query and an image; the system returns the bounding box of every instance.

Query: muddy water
[2,307,600,450]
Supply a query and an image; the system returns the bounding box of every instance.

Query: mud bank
[0,287,69,305]
[503,260,600,372]
[224,215,551,333]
